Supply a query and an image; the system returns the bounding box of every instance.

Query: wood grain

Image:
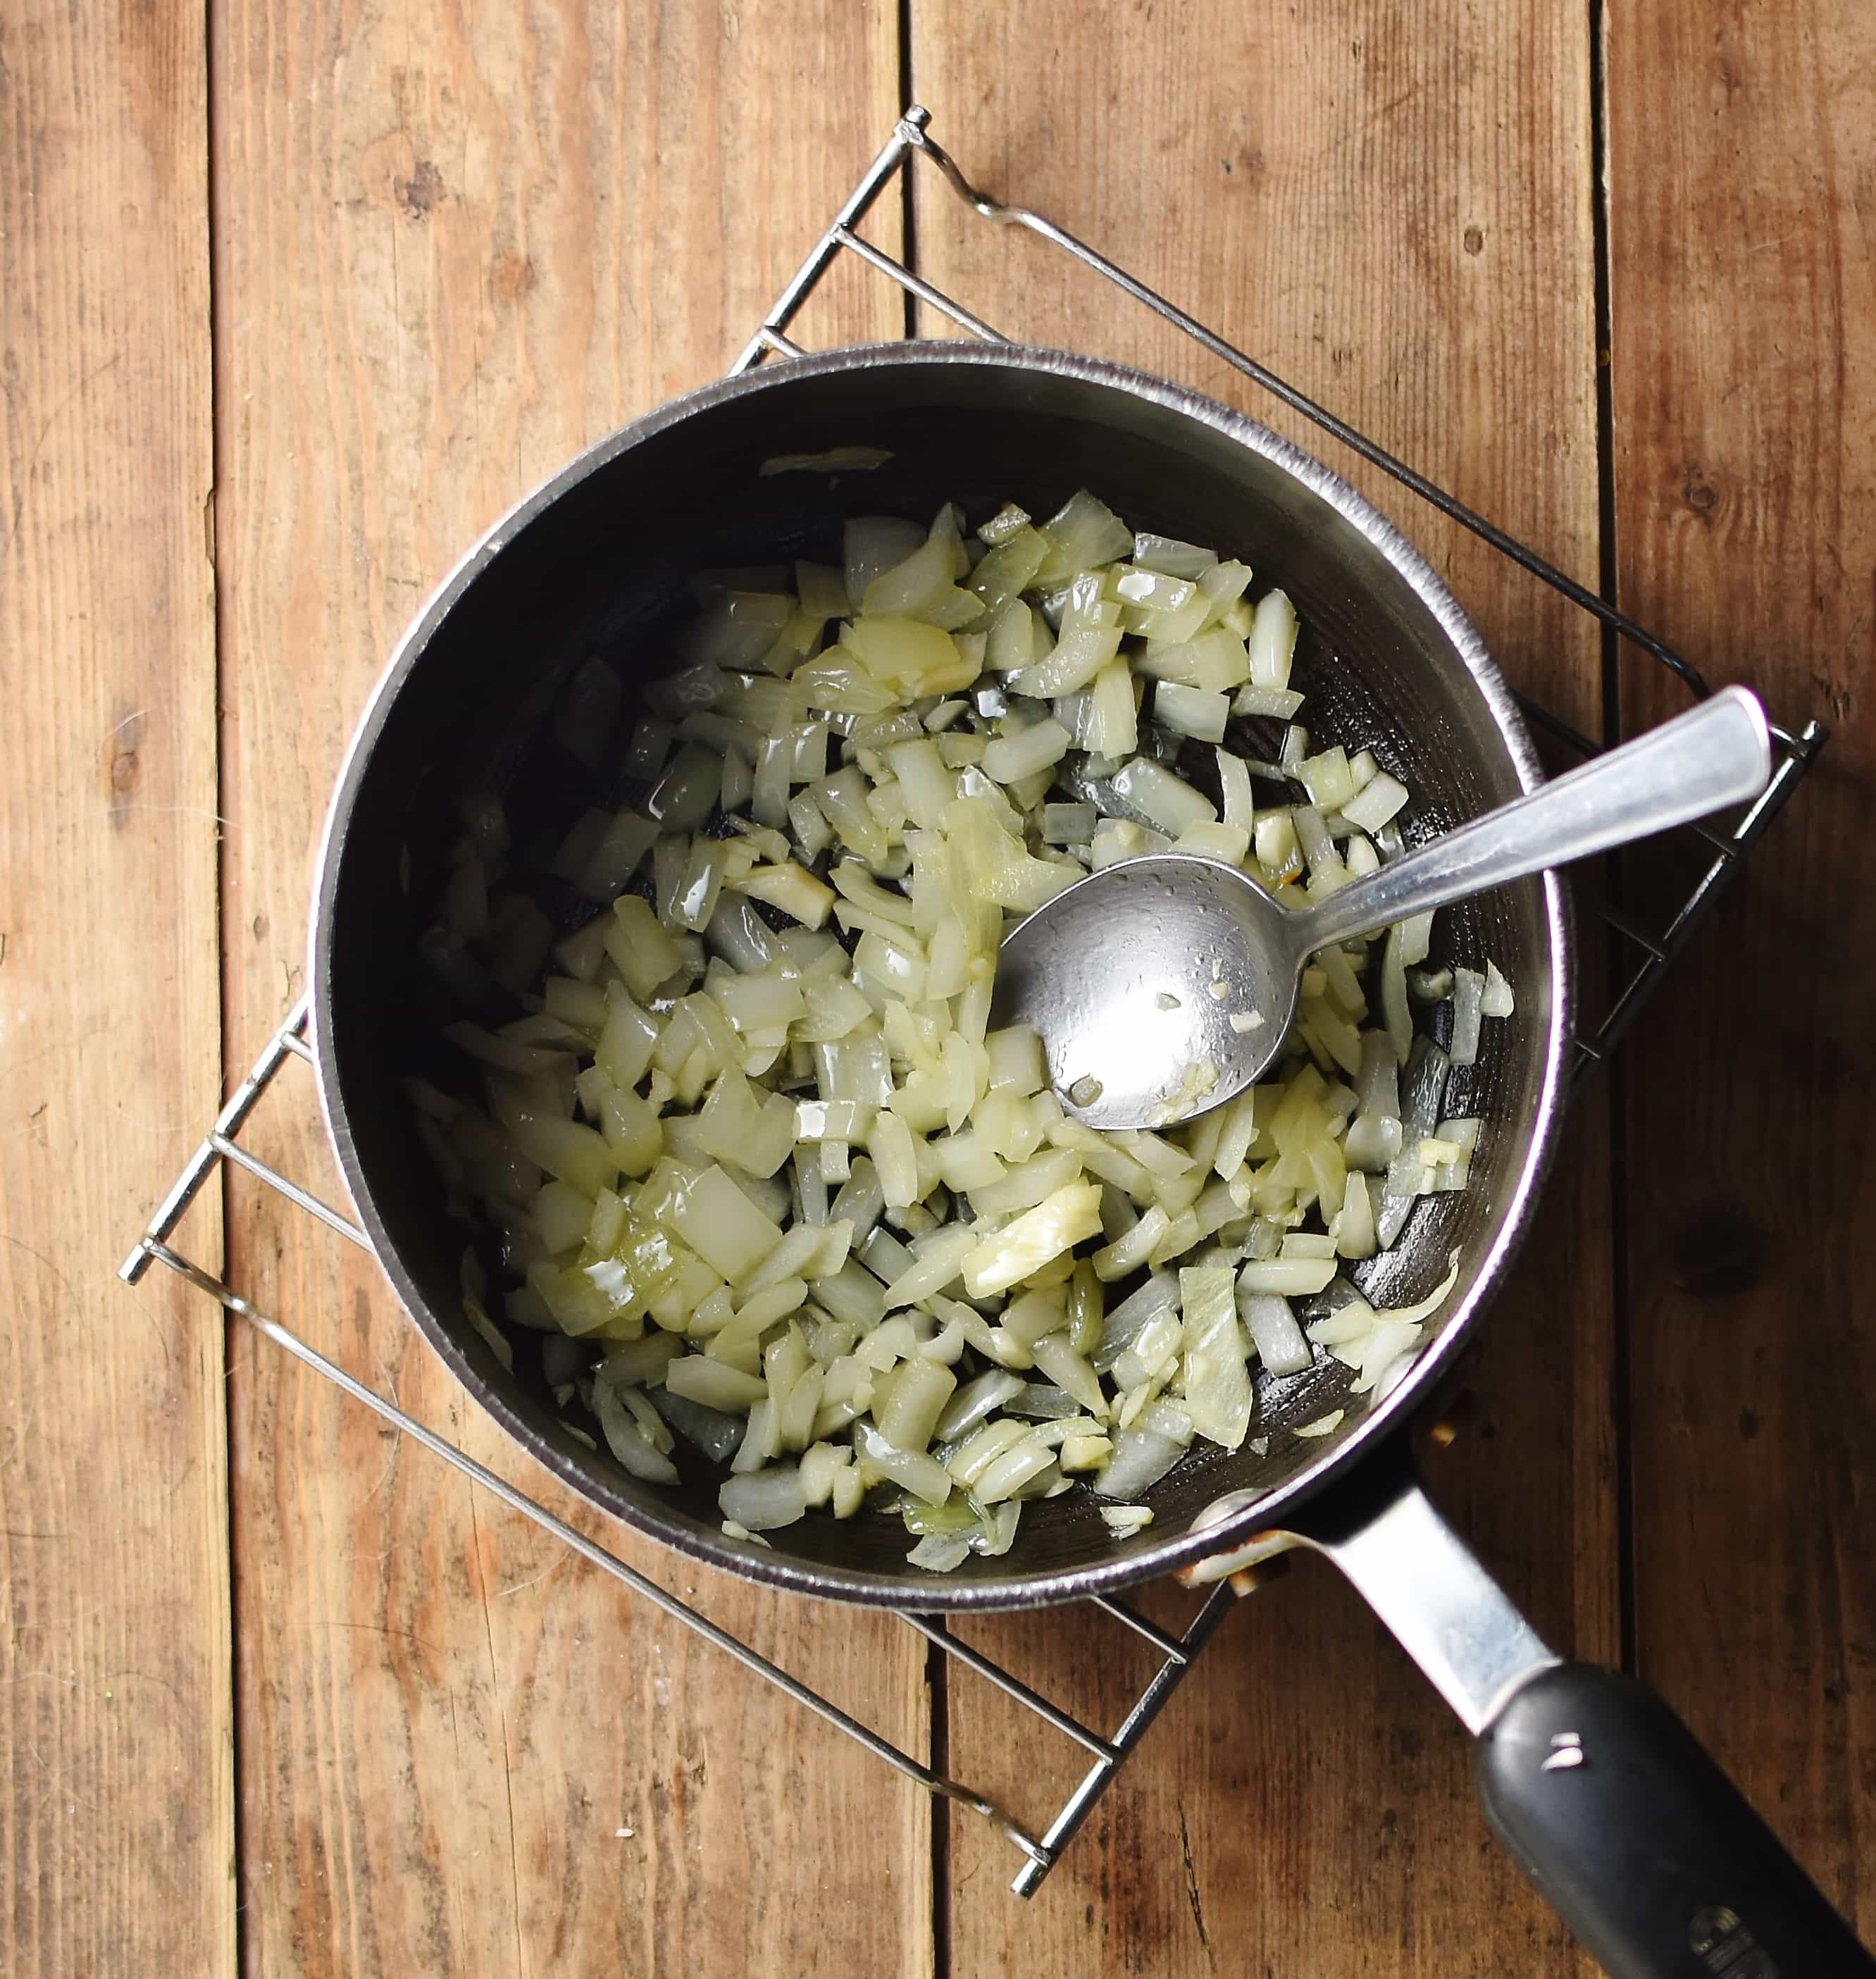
[912,11,1616,1970]
[1606,0,1876,1939]
[0,0,232,1972]
[209,6,928,1973]
[11,3,1865,1971]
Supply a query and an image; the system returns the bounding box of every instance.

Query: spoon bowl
[986,854,1297,1129]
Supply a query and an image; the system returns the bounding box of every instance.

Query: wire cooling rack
[120,105,1827,1897]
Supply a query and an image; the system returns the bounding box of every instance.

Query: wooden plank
[912,11,1615,1971]
[0,2,232,1973]
[209,10,928,1975]
[1606,0,1876,1939]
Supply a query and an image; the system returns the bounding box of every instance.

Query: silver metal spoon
[990,685,1772,1130]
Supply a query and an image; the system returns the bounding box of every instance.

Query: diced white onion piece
[595,1380,681,1484]
[1449,967,1486,1067]
[1253,809,1300,882]
[1398,910,1435,969]
[1429,1117,1482,1193]
[1333,1172,1377,1258]
[971,1437,1057,1504]
[997,1382,1077,1422]
[1092,1204,1169,1282]
[982,717,1071,784]
[731,862,835,930]
[1481,960,1515,1019]
[1153,683,1229,743]
[908,1532,975,1572]
[852,1420,952,1504]
[863,528,964,620]
[665,1356,767,1413]
[1172,820,1251,865]
[961,1181,1102,1298]
[646,744,723,834]
[948,1417,1031,1485]
[1232,683,1305,719]
[886,736,957,830]
[1236,1256,1338,1297]
[983,1025,1045,1096]
[1060,1434,1114,1472]
[874,1355,957,1453]
[1081,1280,1176,1382]
[878,1226,975,1310]
[933,1369,1026,1443]
[1110,756,1216,836]
[1089,817,1170,869]
[1216,749,1255,833]
[1132,531,1214,578]
[1346,1318,1421,1394]
[719,1465,807,1531]
[751,734,793,827]
[1382,924,1413,1066]
[1339,769,1410,835]
[785,791,833,859]
[1248,588,1298,689]
[1029,1334,1108,1420]
[1299,747,1357,814]
[1239,1290,1310,1376]
[664,1165,783,1282]
[1179,1263,1252,1449]
[812,1260,889,1335]
[1093,1427,1184,1499]
[1343,833,1381,877]
[1036,490,1133,581]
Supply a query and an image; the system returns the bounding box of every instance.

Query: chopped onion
[1339,769,1409,834]
[417,483,1493,1575]
[908,1532,974,1572]
[1110,756,1216,836]
[1093,1428,1184,1499]
[1180,1262,1252,1449]
[1132,531,1214,578]
[1232,683,1305,720]
[962,1181,1103,1298]
[1375,1040,1451,1249]
[1449,967,1486,1067]
[1481,960,1515,1018]
[1248,589,1298,688]
[1239,1289,1311,1376]
[719,1465,807,1530]
[1153,683,1229,743]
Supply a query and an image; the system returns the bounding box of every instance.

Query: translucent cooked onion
[418,490,1482,1572]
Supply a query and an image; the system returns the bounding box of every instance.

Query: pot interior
[316,345,1563,1606]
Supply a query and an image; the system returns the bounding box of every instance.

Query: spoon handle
[1293,686,1772,956]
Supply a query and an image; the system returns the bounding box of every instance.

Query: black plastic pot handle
[1248,1439,1875,1978]
[1477,1661,1873,1978]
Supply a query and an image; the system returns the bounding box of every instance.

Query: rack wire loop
[120,105,1825,1899]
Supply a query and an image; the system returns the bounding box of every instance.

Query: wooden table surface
[4,1,1872,1971]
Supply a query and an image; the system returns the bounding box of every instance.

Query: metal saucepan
[310,343,1871,1975]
